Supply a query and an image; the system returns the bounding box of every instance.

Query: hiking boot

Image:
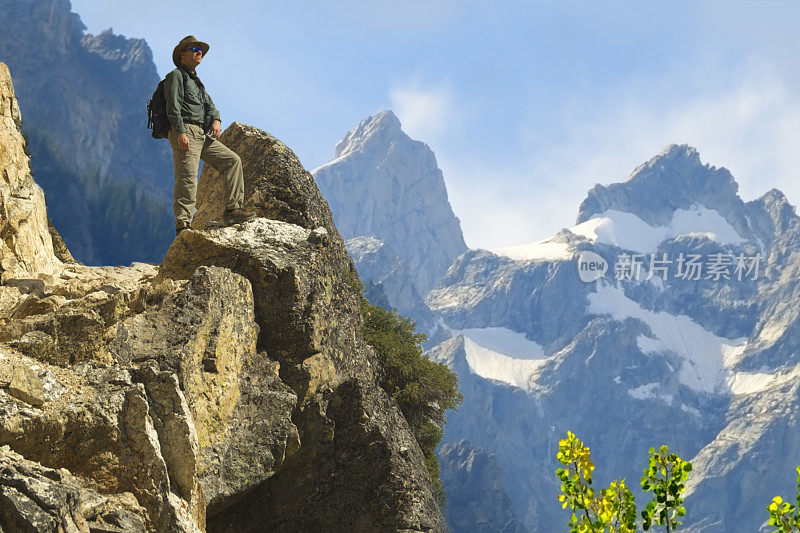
[176,224,191,236]
[223,207,256,226]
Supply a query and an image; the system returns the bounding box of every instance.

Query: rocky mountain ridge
[0,63,445,532]
[306,105,800,531]
[427,144,800,531]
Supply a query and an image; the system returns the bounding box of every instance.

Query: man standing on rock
[165,35,253,235]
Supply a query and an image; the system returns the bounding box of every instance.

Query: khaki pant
[168,123,244,231]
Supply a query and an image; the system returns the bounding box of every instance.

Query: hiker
[165,35,253,235]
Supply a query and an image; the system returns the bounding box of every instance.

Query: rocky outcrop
[162,122,445,531]
[0,0,174,265]
[313,110,467,325]
[0,109,446,531]
[0,263,207,532]
[0,63,61,282]
[113,264,300,520]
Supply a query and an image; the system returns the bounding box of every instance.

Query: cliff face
[0,63,61,282]
[0,0,174,265]
[0,65,445,532]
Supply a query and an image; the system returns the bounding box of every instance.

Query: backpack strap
[178,69,189,103]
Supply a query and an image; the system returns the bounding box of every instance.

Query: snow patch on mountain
[628,382,674,403]
[462,338,546,390]
[457,326,547,359]
[569,204,744,253]
[622,359,787,400]
[445,326,548,390]
[346,235,385,257]
[430,144,800,531]
[588,284,747,394]
[428,284,490,312]
[309,153,348,174]
[490,240,573,262]
[489,203,744,263]
[726,366,800,395]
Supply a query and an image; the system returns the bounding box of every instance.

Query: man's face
[180,46,203,69]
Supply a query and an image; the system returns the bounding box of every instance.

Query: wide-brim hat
[172,35,210,68]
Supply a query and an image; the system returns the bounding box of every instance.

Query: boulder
[7,363,44,406]
[193,122,338,236]
[112,266,300,516]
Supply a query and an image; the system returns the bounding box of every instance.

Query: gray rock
[9,330,56,362]
[113,265,300,517]
[160,122,446,531]
[4,279,45,298]
[0,444,147,533]
[134,366,200,504]
[0,355,204,531]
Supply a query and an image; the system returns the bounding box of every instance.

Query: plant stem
[665,459,672,533]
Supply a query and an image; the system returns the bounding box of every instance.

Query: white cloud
[554,71,800,212]
[435,154,572,251]
[390,83,455,142]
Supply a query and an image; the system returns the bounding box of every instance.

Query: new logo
[577,251,608,282]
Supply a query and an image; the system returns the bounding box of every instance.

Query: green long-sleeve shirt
[164,66,221,135]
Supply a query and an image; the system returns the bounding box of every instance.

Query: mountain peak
[315,110,467,298]
[655,143,698,162]
[578,144,740,227]
[624,144,701,183]
[81,29,155,73]
[333,110,402,158]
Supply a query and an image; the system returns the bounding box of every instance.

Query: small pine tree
[361,299,462,504]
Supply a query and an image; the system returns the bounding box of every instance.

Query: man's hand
[178,132,190,151]
[210,120,222,139]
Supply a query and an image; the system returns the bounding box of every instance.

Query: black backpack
[146,70,189,139]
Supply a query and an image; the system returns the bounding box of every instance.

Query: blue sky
[70,0,800,250]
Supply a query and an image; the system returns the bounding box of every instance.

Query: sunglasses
[185,46,203,54]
